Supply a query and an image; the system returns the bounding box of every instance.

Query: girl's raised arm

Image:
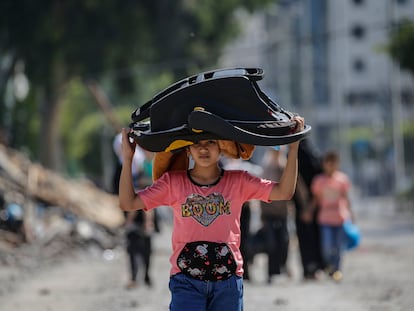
[268,116,304,201]
[119,128,147,211]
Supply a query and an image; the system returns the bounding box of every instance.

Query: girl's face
[188,140,220,167]
[323,159,338,176]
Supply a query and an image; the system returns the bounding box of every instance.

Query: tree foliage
[387,19,414,75]
[0,0,272,176]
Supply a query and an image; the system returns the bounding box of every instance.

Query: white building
[220,0,414,196]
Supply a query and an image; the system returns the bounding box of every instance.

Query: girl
[307,151,354,282]
[119,116,304,311]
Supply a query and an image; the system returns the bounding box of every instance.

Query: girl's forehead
[194,139,217,144]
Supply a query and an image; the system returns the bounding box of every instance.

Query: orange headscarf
[152,140,255,181]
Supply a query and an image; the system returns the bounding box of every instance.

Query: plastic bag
[343,220,361,251]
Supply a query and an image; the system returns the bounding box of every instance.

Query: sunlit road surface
[1,197,413,311]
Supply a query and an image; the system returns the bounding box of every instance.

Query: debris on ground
[0,144,125,271]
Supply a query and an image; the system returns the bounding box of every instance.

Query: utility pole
[388,2,406,193]
[390,64,406,193]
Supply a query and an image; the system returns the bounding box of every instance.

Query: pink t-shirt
[311,171,351,226]
[138,169,275,276]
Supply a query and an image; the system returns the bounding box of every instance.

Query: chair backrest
[131,68,283,132]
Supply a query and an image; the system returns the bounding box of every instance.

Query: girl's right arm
[119,128,147,211]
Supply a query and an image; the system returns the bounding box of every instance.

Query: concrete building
[220,0,414,196]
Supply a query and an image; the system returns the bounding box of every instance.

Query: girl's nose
[194,141,209,149]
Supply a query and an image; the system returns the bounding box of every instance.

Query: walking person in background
[293,139,325,280]
[124,208,155,288]
[239,201,252,280]
[112,133,156,289]
[259,146,291,283]
[303,150,355,282]
[119,116,305,311]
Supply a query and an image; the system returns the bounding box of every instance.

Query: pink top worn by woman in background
[311,170,351,226]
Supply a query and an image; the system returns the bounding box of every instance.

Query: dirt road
[1,197,413,311]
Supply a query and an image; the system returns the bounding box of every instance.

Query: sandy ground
[1,196,413,311]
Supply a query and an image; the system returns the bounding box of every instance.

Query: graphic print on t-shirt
[181,193,231,226]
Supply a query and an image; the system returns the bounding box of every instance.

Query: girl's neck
[189,165,223,186]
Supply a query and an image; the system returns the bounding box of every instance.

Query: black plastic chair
[129,68,311,152]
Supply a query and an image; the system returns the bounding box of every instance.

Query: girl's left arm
[269,142,299,201]
[268,116,304,201]
[345,192,355,222]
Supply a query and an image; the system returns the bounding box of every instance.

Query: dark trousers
[295,216,324,277]
[262,217,289,277]
[126,230,152,282]
[240,203,251,279]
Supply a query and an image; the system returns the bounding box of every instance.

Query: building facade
[220,0,414,196]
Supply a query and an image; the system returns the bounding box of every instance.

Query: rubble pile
[0,144,125,269]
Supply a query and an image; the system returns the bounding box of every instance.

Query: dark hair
[323,150,339,163]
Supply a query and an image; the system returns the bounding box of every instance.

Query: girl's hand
[292,115,305,133]
[289,116,305,149]
[121,128,136,162]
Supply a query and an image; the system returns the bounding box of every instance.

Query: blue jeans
[319,224,345,272]
[169,273,243,311]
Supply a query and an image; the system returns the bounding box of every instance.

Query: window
[352,58,366,73]
[352,0,365,5]
[401,88,413,104]
[345,91,378,105]
[351,24,365,39]
[396,0,408,5]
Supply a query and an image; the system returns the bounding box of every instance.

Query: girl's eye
[208,140,216,145]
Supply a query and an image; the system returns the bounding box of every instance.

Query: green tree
[387,19,414,198]
[0,0,272,172]
[387,19,414,75]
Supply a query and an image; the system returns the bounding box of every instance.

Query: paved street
[1,197,414,311]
